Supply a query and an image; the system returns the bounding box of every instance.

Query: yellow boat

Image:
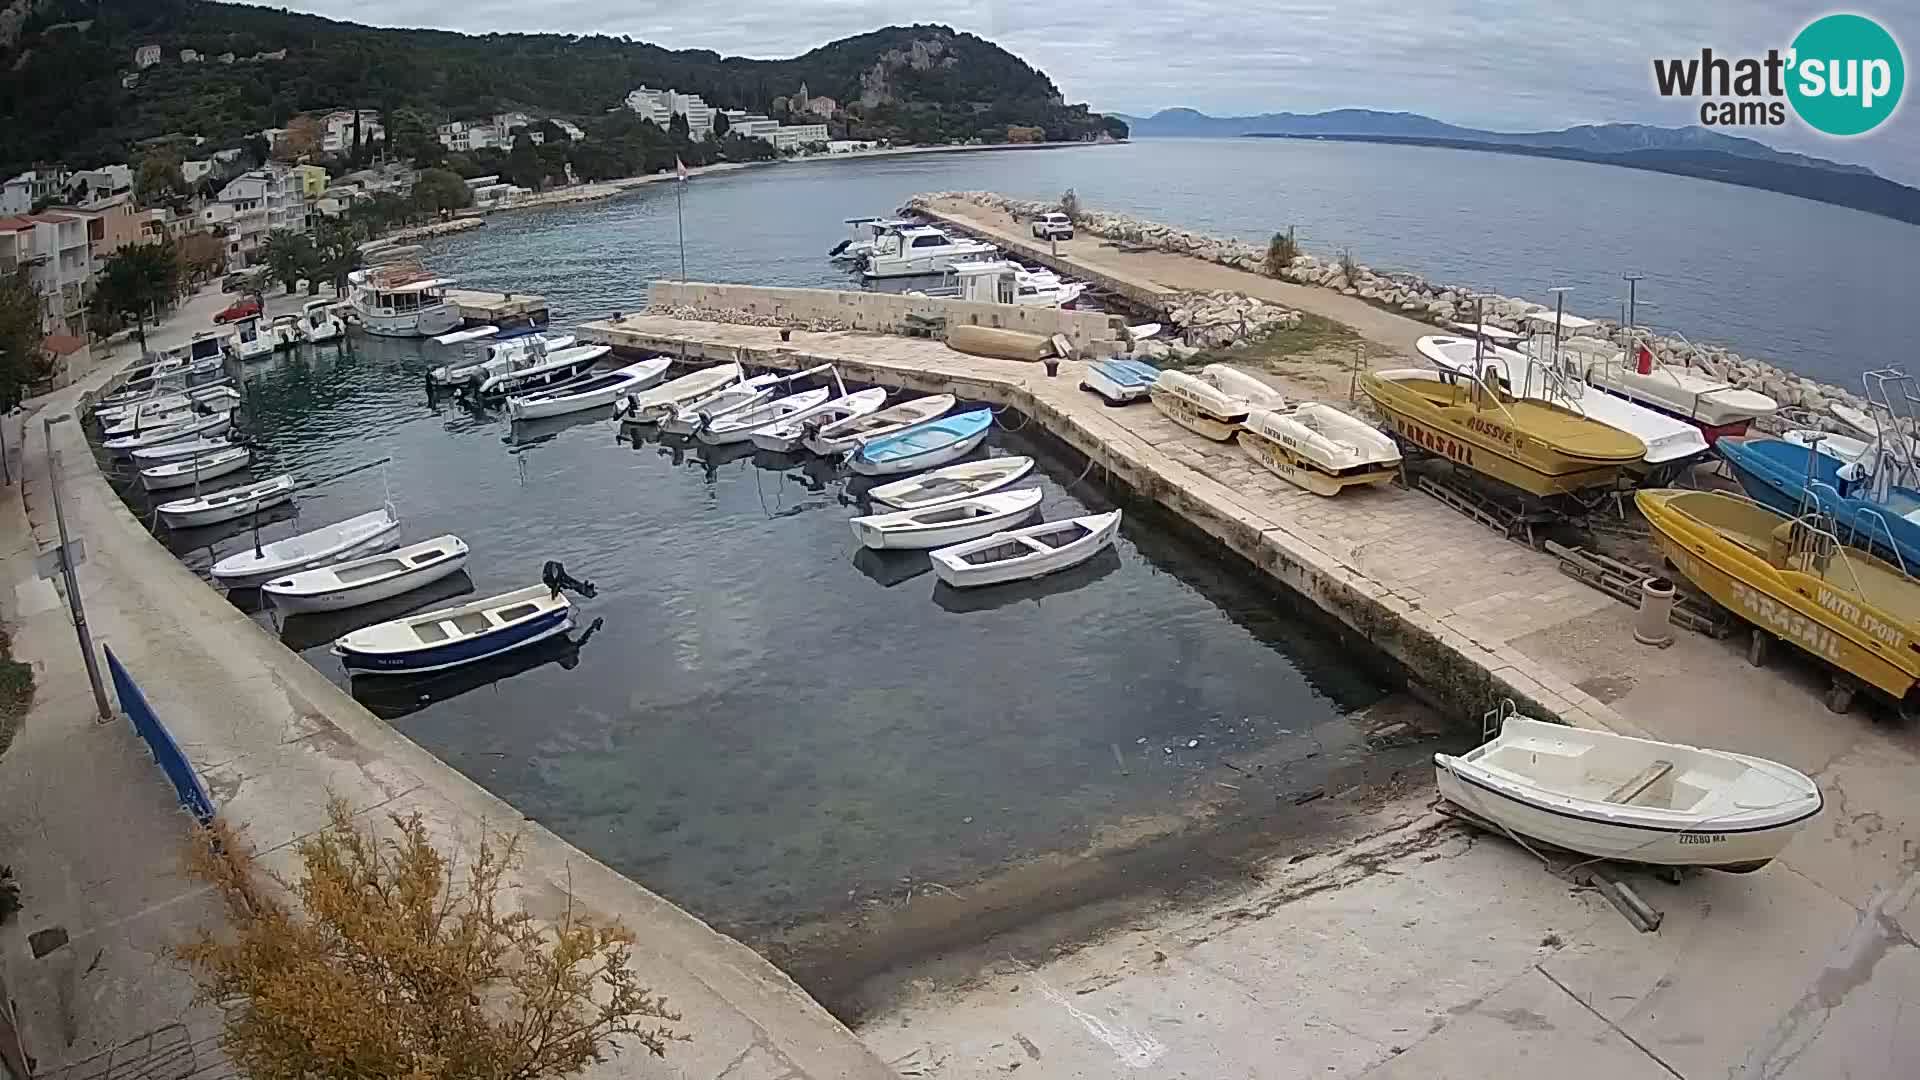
[1361,368,1644,497]
[1638,489,1920,711]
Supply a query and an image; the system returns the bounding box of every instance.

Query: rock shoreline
[914,191,1891,434]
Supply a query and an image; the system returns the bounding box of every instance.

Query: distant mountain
[1111,109,1876,177]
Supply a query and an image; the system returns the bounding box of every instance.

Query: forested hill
[0,0,1125,175]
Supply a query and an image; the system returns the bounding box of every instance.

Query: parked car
[214,298,261,324]
[1031,212,1074,241]
[221,272,248,293]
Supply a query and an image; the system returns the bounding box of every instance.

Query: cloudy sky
[282,1,1916,181]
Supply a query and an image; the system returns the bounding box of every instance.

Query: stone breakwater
[914,191,1894,435]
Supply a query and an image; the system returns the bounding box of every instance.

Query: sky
[279,1,1918,182]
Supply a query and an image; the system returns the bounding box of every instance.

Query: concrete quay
[0,296,891,1079]
[445,286,548,327]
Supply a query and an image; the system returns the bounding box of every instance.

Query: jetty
[445,286,548,326]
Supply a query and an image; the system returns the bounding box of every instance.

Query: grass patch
[0,630,35,762]
[1172,312,1369,372]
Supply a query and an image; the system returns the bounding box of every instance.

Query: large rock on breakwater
[913,191,1889,436]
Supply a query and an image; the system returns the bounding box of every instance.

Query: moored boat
[103,410,234,456]
[1149,369,1251,441]
[1082,358,1160,405]
[477,344,609,397]
[269,314,303,351]
[131,435,233,465]
[263,534,470,614]
[431,333,577,387]
[505,357,671,421]
[751,387,888,452]
[155,474,296,529]
[298,299,346,344]
[347,268,461,338]
[802,393,955,456]
[617,363,742,423]
[660,375,786,436]
[1240,403,1401,496]
[850,488,1043,550]
[861,225,997,278]
[848,408,993,477]
[209,506,401,584]
[929,510,1123,589]
[227,315,274,362]
[696,387,832,445]
[332,584,573,675]
[1435,708,1822,872]
[867,455,1036,510]
[139,446,252,492]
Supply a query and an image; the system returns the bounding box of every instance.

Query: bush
[1059,187,1081,222]
[1265,230,1299,277]
[1339,248,1360,282]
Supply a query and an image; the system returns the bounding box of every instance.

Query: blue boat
[1716,436,1920,572]
[332,584,574,675]
[1082,357,1161,404]
[849,408,993,477]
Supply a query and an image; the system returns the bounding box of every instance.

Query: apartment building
[771,124,830,152]
[214,167,306,269]
[0,212,95,336]
[722,110,781,140]
[1,168,72,215]
[320,109,386,155]
[625,86,714,137]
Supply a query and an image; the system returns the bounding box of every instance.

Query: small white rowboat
[103,410,232,455]
[868,456,1035,510]
[751,387,888,452]
[930,510,1122,589]
[696,387,831,445]
[332,584,573,675]
[618,363,741,423]
[660,375,784,435]
[155,473,295,529]
[506,357,671,421]
[1435,713,1822,873]
[1240,403,1402,496]
[802,393,955,456]
[1149,370,1251,441]
[131,436,232,465]
[848,408,992,477]
[139,446,251,492]
[850,488,1043,550]
[263,535,470,614]
[210,506,401,584]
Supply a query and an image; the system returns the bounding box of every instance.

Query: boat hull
[849,428,989,477]
[209,512,400,585]
[868,456,1036,510]
[264,545,470,614]
[1717,437,1920,571]
[157,486,294,529]
[1240,425,1397,497]
[931,512,1121,588]
[355,303,462,338]
[850,491,1042,550]
[337,608,572,675]
[140,451,250,491]
[1149,382,1244,441]
[1082,359,1159,405]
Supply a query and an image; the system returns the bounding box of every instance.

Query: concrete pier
[446,287,548,326]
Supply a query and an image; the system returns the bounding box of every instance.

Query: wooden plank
[1605,759,1673,805]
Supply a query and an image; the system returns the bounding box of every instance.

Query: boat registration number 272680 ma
[1677,833,1727,845]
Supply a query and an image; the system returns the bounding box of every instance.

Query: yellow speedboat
[1362,368,1644,497]
[1638,489,1920,710]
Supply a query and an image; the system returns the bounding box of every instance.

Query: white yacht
[862,226,998,278]
[347,268,461,338]
[829,217,913,263]
[939,260,1087,307]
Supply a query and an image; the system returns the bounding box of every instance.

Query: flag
[1635,343,1655,375]
[675,157,689,182]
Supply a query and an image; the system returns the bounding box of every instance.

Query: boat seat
[1604,760,1674,805]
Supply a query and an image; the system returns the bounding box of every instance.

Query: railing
[104,645,217,826]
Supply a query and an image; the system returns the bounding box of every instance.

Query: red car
[214,298,260,324]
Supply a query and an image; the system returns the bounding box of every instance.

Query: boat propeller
[542,560,597,599]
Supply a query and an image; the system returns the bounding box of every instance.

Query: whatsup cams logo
[1652,13,1905,135]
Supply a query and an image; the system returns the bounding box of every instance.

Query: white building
[180,49,201,63]
[771,124,830,153]
[64,165,133,207]
[0,211,95,336]
[214,167,305,269]
[670,92,714,138]
[134,44,161,68]
[182,159,216,185]
[1,168,72,215]
[624,86,714,136]
[552,119,585,142]
[624,86,672,127]
[320,109,386,155]
[722,110,780,140]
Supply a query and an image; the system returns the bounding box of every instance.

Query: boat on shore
[1149,370,1253,441]
[1241,403,1401,496]
[849,408,993,476]
[1583,344,1777,442]
[1361,367,1644,498]
[801,393,954,456]
[264,535,470,614]
[210,506,401,585]
[867,455,1035,510]
[155,473,296,529]
[850,488,1043,550]
[332,583,573,675]
[1714,436,1920,573]
[617,363,742,423]
[1436,707,1822,872]
[749,387,889,452]
[505,357,671,421]
[1082,358,1160,405]
[930,510,1122,588]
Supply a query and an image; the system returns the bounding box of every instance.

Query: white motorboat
[139,446,252,492]
[659,374,789,436]
[131,436,232,465]
[941,260,1088,307]
[848,408,993,477]
[802,393,955,456]
[155,473,295,529]
[829,216,913,262]
[930,510,1122,589]
[506,357,671,421]
[269,314,303,351]
[227,316,275,362]
[1240,403,1402,496]
[1082,358,1160,405]
[263,535,471,614]
[332,584,573,675]
[102,384,238,430]
[850,488,1044,550]
[697,387,832,445]
[210,506,401,584]
[868,456,1036,510]
[618,363,744,424]
[347,268,461,338]
[862,225,999,278]
[103,411,233,455]
[477,344,608,397]
[1149,370,1254,441]
[1583,346,1778,440]
[1434,710,1822,873]
[1417,335,1709,467]
[298,299,346,344]
[431,333,576,387]
[750,388,889,452]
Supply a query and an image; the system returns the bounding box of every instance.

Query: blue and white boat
[848,408,993,477]
[1717,436,1920,573]
[332,584,573,675]
[1082,358,1160,404]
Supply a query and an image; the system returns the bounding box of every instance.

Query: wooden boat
[131,436,232,465]
[1637,489,1920,711]
[263,535,470,614]
[332,584,573,675]
[618,363,741,423]
[1241,404,1401,496]
[1149,370,1252,441]
[210,506,401,584]
[751,388,889,452]
[848,408,993,477]
[850,488,1043,550]
[477,344,609,397]
[696,387,832,445]
[1082,358,1159,404]
[868,456,1036,510]
[139,446,251,492]
[1583,348,1778,442]
[930,510,1122,588]
[156,474,295,529]
[506,358,671,421]
[1435,709,1821,872]
[802,394,955,456]
[660,374,786,435]
[1361,368,1643,498]
[104,411,233,456]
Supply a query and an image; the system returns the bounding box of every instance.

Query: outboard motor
[542,560,597,599]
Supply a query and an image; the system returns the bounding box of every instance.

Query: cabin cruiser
[829,217,914,263]
[226,314,275,361]
[347,267,461,337]
[917,260,1088,307]
[861,226,998,278]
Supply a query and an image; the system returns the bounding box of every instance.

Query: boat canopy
[381,277,456,295]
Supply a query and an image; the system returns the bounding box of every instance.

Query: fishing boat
[1638,489,1920,714]
[1715,437,1920,572]
[1435,706,1822,872]
[155,474,296,529]
[210,506,401,585]
[697,387,832,445]
[930,510,1123,589]
[867,456,1036,510]
[298,299,346,344]
[1583,345,1778,442]
[861,225,998,278]
[1149,370,1252,441]
[618,363,744,424]
[801,393,955,456]
[332,584,573,675]
[263,535,470,614]
[477,344,608,397]
[848,408,993,477]
[1417,335,1708,470]
[430,333,577,388]
[505,357,671,421]
[97,383,238,428]
[346,267,461,338]
[1082,358,1160,405]
[101,399,199,437]
[1241,403,1402,496]
[269,314,304,351]
[661,368,833,436]
[227,315,275,362]
[131,435,233,465]
[850,488,1044,550]
[103,410,234,456]
[1361,368,1644,498]
[139,447,252,492]
[750,388,889,452]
